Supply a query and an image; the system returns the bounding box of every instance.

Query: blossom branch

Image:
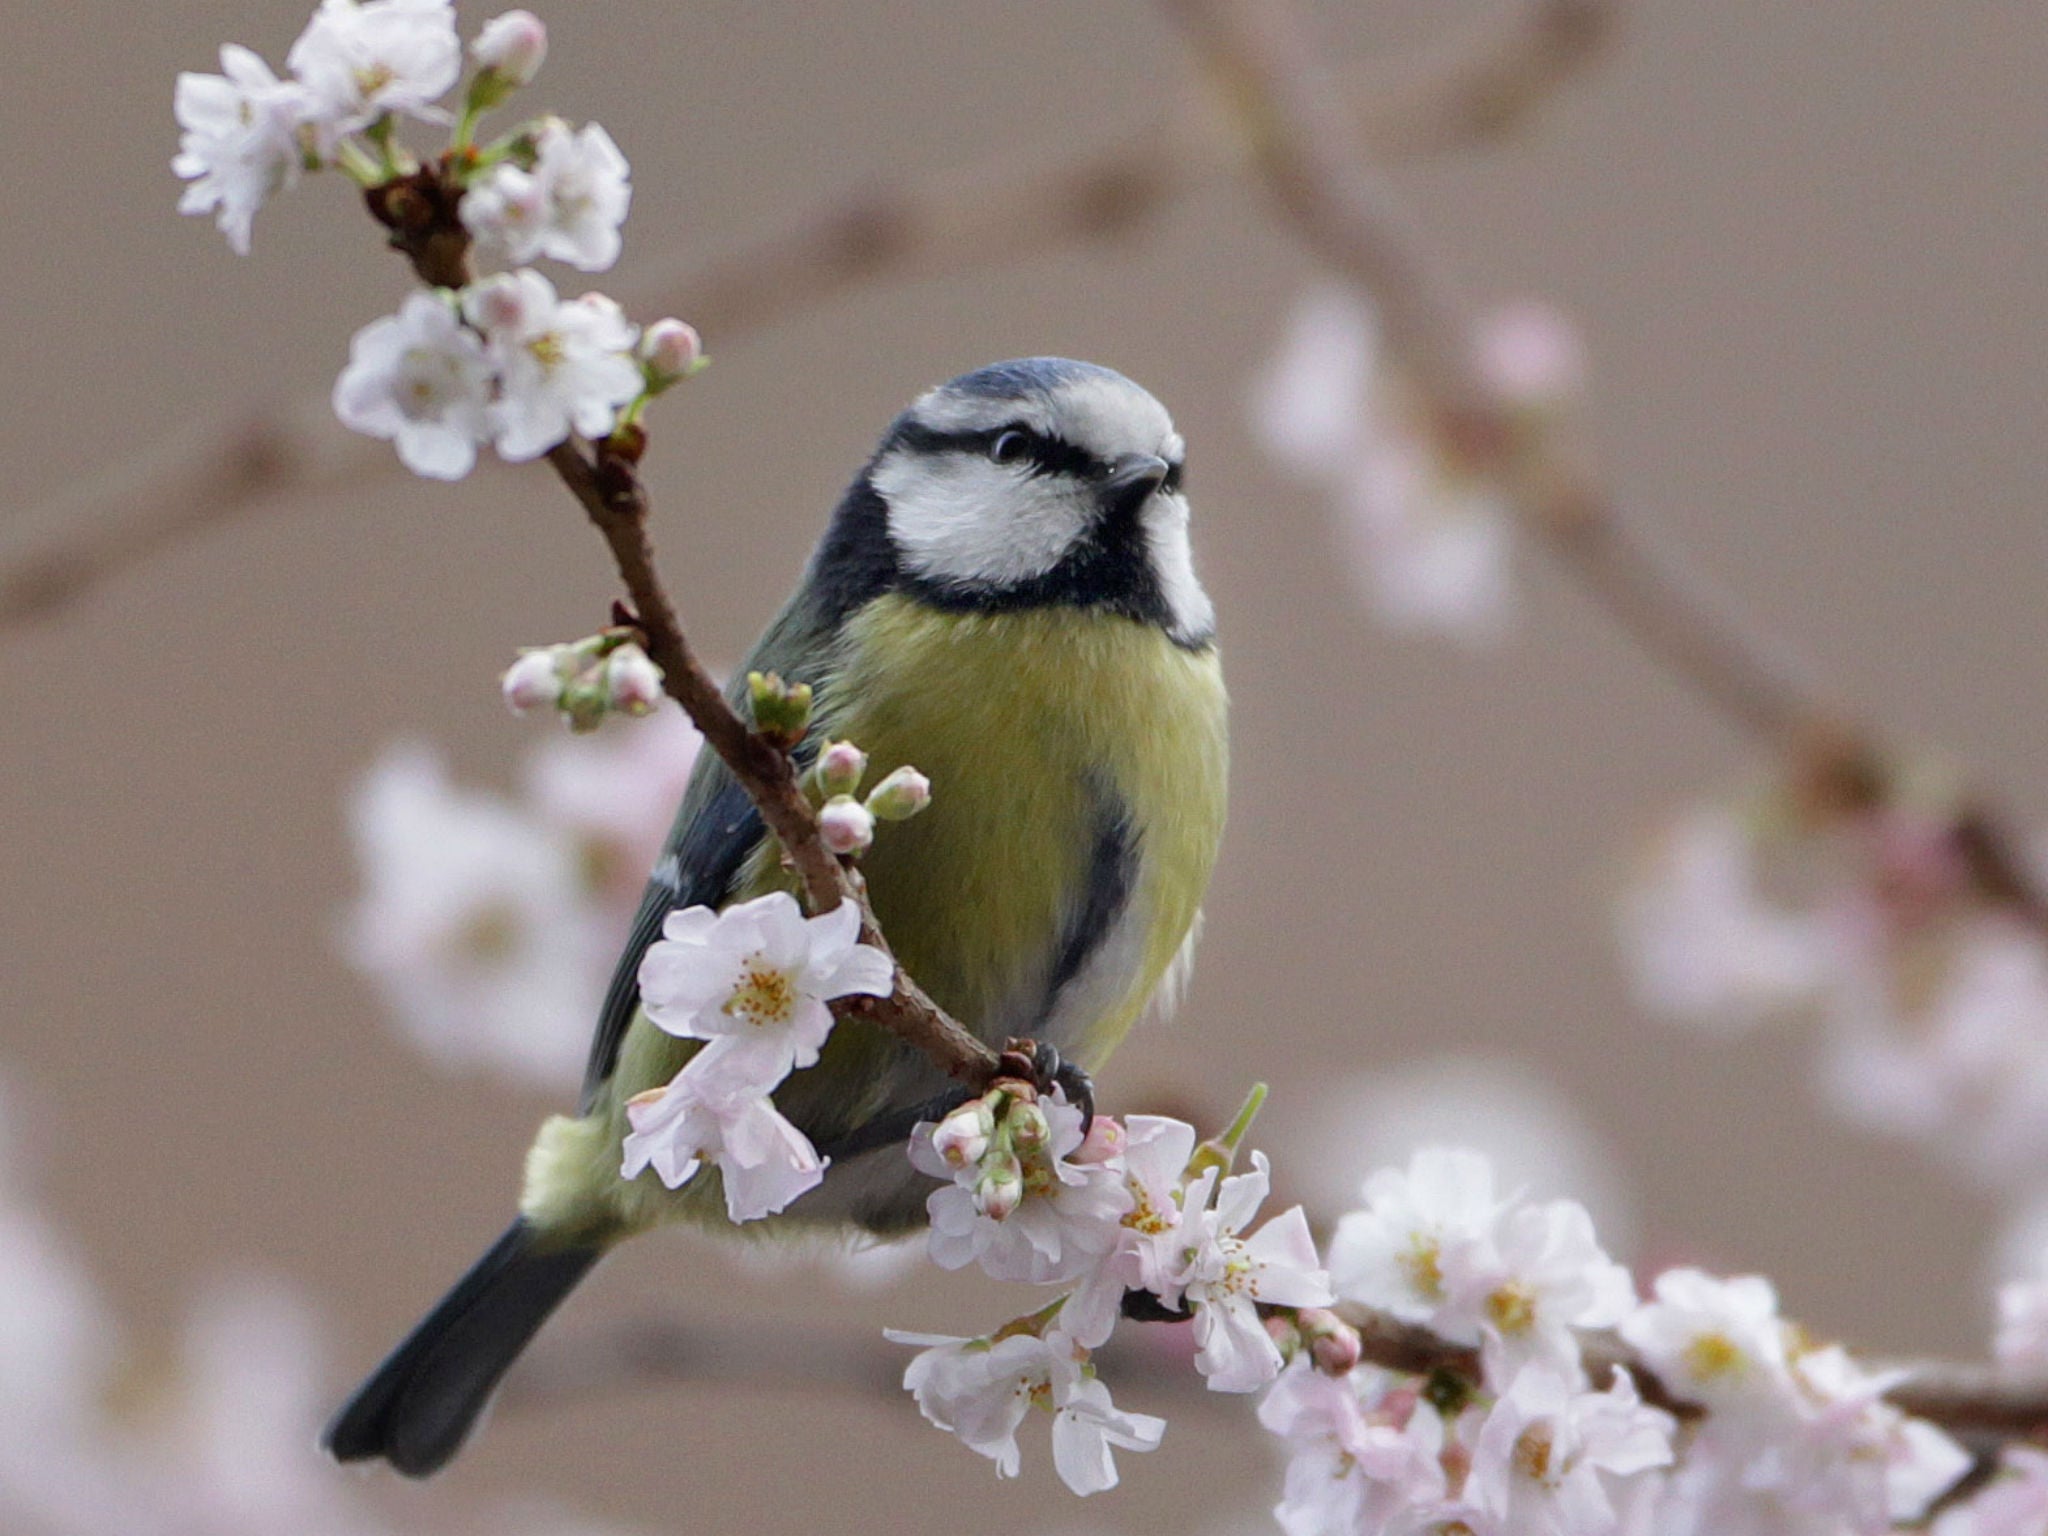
[1159,0,2048,944]
[504,1300,2048,1447]
[1,0,1619,632]
[368,166,998,1086]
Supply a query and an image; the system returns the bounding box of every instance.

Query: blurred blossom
[1621,785,2048,1193]
[521,700,702,906]
[342,742,601,1085]
[1818,916,2048,1186]
[1249,286,1569,644]
[1618,805,1832,1036]
[343,706,703,1088]
[1278,1056,1637,1259]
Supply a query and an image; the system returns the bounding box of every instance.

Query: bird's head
[812,358,1214,649]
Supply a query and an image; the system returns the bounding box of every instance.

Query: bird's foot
[998,1038,1095,1134]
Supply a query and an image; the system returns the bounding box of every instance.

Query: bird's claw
[1024,1040,1095,1134]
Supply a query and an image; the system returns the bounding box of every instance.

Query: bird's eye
[989,429,1031,466]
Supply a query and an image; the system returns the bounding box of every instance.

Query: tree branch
[370,167,998,1086]
[503,1300,2048,1450]
[1,0,1621,632]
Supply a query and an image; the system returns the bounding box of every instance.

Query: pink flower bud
[816,740,868,798]
[1297,1308,1363,1375]
[932,1099,995,1169]
[501,648,562,713]
[818,795,875,856]
[865,765,932,821]
[639,318,702,383]
[604,643,663,716]
[471,10,548,86]
[976,1155,1024,1220]
[1072,1114,1125,1166]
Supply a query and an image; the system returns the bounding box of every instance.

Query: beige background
[3,0,2045,1530]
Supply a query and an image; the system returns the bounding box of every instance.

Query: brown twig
[1,0,1620,633]
[1156,0,2048,943]
[369,166,998,1086]
[505,1300,2048,1451]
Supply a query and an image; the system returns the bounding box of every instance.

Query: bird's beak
[1101,453,1171,515]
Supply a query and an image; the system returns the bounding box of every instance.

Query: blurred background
[2,0,2046,1531]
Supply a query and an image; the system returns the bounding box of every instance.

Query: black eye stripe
[888,420,1108,480]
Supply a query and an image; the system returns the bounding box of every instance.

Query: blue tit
[325,357,1229,1476]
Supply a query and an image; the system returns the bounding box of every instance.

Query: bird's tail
[323,1218,601,1477]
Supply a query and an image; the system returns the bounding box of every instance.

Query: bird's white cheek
[1143,494,1215,642]
[876,454,1085,589]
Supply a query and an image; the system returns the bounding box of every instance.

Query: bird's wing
[576,591,838,1110]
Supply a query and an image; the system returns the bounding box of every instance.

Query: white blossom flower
[621,1072,826,1220]
[286,0,461,146]
[1444,1197,1636,1377]
[1260,1360,1447,1536]
[1618,1268,1792,1413]
[1174,1152,1334,1392]
[341,743,599,1084]
[1466,1365,1675,1536]
[173,46,313,254]
[913,1091,1133,1286]
[635,891,892,1095]
[462,120,632,272]
[464,269,642,459]
[1328,1146,1505,1335]
[1618,805,1832,1034]
[332,290,494,479]
[887,1329,1164,1494]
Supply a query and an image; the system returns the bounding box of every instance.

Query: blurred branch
[1156,0,2048,942]
[504,1300,2048,1450]
[0,0,1620,632]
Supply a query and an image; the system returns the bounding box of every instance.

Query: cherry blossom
[332,289,495,478]
[888,1329,1164,1494]
[912,1090,1132,1285]
[286,0,461,147]
[463,269,642,459]
[1618,1268,1791,1414]
[172,46,313,254]
[1327,1146,1505,1335]
[619,1073,826,1220]
[1465,1365,1675,1536]
[463,119,632,272]
[636,892,892,1094]
[1174,1152,1334,1392]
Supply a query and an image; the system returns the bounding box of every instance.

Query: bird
[323,356,1229,1476]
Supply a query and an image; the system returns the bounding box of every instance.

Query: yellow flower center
[724,954,796,1028]
[1683,1331,1746,1381]
[1486,1281,1537,1336]
[1512,1425,1557,1484]
[1399,1235,1445,1301]
[527,332,566,370]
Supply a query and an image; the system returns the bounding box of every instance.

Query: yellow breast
[821,593,1228,1065]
